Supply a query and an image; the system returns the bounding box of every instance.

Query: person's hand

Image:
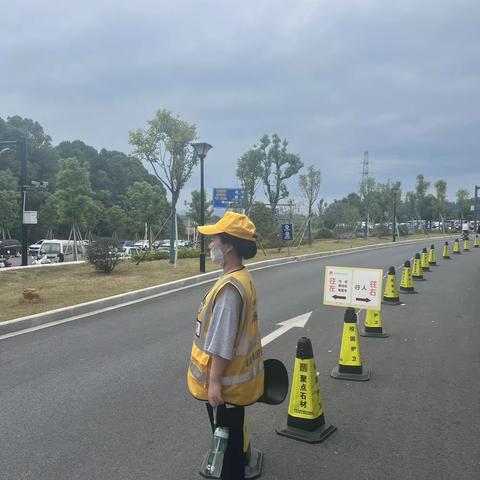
[208,379,224,407]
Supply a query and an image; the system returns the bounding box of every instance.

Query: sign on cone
[412,253,425,281]
[359,309,389,338]
[453,239,461,254]
[400,260,416,293]
[421,248,431,271]
[331,308,370,381]
[383,266,400,305]
[276,337,336,443]
[442,241,451,259]
[474,235,479,248]
[428,245,437,266]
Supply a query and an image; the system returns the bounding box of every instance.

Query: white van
[39,239,85,262]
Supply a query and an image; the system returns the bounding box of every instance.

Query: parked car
[0,239,21,256]
[121,240,134,247]
[120,246,140,258]
[29,239,47,256]
[134,240,150,250]
[39,239,85,262]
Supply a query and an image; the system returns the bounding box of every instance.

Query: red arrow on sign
[355,297,371,303]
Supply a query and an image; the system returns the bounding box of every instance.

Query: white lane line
[261,312,312,347]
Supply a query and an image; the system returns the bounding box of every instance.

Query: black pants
[206,404,246,480]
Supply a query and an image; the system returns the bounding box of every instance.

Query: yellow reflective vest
[187,268,264,406]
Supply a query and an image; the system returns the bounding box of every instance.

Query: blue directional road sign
[281,223,294,241]
[213,188,245,209]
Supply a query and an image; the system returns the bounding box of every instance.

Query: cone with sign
[463,239,470,251]
[382,266,400,305]
[428,244,438,266]
[453,239,461,254]
[399,260,416,294]
[442,241,451,259]
[474,235,479,248]
[331,308,370,381]
[359,308,389,338]
[276,337,336,443]
[421,248,431,271]
[412,253,425,281]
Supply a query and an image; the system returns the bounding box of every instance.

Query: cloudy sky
[1,0,479,210]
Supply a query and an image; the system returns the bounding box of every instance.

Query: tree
[0,169,19,236]
[415,174,430,219]
[323,201,361,230]
[129,109,197,263]
[456,189,470,219]
[249,202,275,246]
[50,157,100,235]
[257,134,303,216]
[298,165,321,245]
[434,180,447,221]
[236,149,264,215]
[187,190,213,228]
[125,181,169,245]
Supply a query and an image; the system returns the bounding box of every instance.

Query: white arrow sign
[261,312,312,347]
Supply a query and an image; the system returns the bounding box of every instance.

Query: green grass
[0,233,448,322]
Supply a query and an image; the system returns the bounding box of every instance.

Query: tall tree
[129,109,197,263]
[298,165,321,245]
[187,190,213,228]
[258,134,303,216]
[0,169,19,236]
[434,180,447,220]
[415,174,430,219]
[236,149,264,215]
[50,157,100,235]
[456,189,470,219]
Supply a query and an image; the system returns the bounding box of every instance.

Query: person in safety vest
[187,211,264,480]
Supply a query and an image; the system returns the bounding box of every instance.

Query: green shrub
[315,227,334,239]
[86,238,121,273]
[178,248,200,258]
[132,250,169,262]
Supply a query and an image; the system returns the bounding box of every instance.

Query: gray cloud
[1,0,479,207]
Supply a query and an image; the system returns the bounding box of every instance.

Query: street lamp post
[0,138,28,266]
[392,187,399,243]
[474,185,479,233]
[190,142,212,273]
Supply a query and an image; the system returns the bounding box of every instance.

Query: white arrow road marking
[261,311,312,347]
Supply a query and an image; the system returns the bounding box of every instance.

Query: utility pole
[361,151,369,239]
[474,185,479,233]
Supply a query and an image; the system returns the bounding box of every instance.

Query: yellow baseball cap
[197,212,256,241]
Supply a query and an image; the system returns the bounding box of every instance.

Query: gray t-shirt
[204,284,242,361]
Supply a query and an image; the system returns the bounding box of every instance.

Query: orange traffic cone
[474,235,479,248]
[359,309,389,338]
[277,337,336,443]
[399,260,416,293]
[331,308,370,381]
[442,241,451,259]
[421,248,431,271]
[382,266,400,305]
[453,239,461,254]
[412,253,425,281]
[428,244,438,266]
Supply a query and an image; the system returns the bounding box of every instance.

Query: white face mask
[210,245,225,266]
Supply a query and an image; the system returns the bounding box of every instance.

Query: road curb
[0,235,454,336]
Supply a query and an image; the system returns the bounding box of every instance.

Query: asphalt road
[1,239,479,480]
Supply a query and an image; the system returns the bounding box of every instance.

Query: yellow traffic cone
[453,239,461,254]
[421,248,431,271]
[463,239,470,251]
[277,337,336,443]
[474,235,479,248]
[382,266,400,305]
[442,241,451,259]
[412,253,425,281]
[400,260,416,294]
[359,309,389,338]
[331,308,370,381]
[428,244,437,266]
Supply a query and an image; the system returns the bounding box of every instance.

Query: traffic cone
[428,244,438,266]
[399,260,416,294]
[331,308,370,381]
[359,309,389,338]
[463,239,470,251]
[474,235,479,248]
[453,239,461,254]
[382,266,400,305]
[412,253,425,281]
[421,248,431,271]
[442,241,451,259]
[276,337,336,443]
